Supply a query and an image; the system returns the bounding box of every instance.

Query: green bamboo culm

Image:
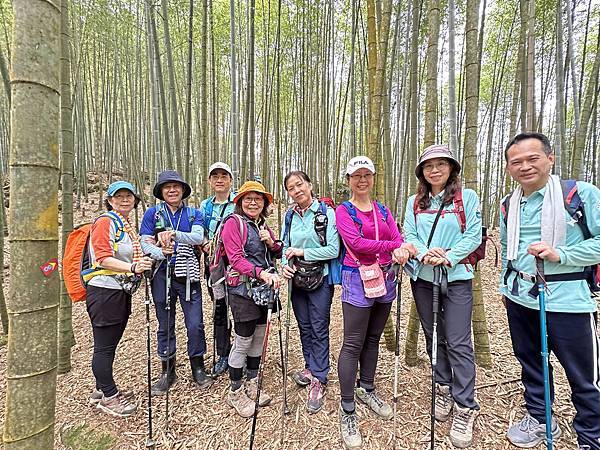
[2,0,61,448]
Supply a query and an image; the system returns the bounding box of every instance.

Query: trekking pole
[165,255,172,432]
[249,287,278,450]
[535,257,553,450]
[143,268,155,449]
[282,259,294,417]
[430,265,443,450]
[392,264,403,450]
[205,253,218,377]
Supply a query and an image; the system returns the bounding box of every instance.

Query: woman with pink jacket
[220,181,282,418]
[336,156,415,449]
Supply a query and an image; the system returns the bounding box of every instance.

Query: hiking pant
[91,321,128,398]
[207,285,232,357]
[152,266,207,360]
[411,277,479,410]
[228,309,268,383]
[338,300,392,409]
[292,282,333,383]
[507,299,600,449]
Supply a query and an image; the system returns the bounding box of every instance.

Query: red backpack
[413,190,495,268]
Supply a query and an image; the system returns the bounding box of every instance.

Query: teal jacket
[199,192,236,240]
[499,181,600,313]
[403,188,482,283]
[281,199,340,277]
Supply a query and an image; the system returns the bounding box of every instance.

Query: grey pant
[411,277,479,410]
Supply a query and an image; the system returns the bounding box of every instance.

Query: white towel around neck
[506,174,566,261]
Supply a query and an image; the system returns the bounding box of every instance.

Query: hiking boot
[291,368,312,387]
[190,356,213,389]
[435,384,454,422]
[450,404,479,448]
[355,386,393,420]
[339,406,362,449]
[213,356,229,377]
[151,356,177,396]
[307,378,326,414]
[245,377,271,407]
[506,414,561,448]
[96,392,137,418]
[89,389,133,405]
[227,385,255,418]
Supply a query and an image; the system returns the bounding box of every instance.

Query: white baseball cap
[208,162,233,177]
[346,156,376,175]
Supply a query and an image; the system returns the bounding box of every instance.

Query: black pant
[337,301,393,406]
[91,320,128,398]
[507,299,600,448]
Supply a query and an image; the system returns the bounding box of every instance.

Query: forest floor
[0,186,587,450]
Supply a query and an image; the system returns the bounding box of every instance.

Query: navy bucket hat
[153,170,192,201]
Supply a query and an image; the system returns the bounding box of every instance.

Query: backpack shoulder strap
[319,200,328,215]
[282,208,294,246]
[202,196,216,230]
[102,211,125,243]
[561,179,591,239]
[375,201,389,222]
[341,201,363,236]
[453,189,467,233]
[501,191,514,226]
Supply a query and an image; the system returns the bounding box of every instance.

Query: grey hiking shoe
[245,377,271,407]
[227,385,255,418]
[291,368,312,387]
[339,407,362,449]
[89,389,133,405]
[507,414,561,448]
[355,386,392,420]
[450,404,479,448]
[435,384,454,422]
[96,393,137,418]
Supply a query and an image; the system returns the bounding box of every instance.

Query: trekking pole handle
[535,257,545,284]
[143,253,153,279]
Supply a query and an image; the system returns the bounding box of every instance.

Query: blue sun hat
[107,180,141,201]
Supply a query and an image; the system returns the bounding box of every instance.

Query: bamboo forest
[0,0,599,448]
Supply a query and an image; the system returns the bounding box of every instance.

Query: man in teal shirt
[200,162,236,376]
[500,132,600,450]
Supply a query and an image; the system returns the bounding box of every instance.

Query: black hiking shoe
[190,356,213,388]
[151,356,177,396]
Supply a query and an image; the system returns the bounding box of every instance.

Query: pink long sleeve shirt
[221,215,282,282]
[336,202,403,268]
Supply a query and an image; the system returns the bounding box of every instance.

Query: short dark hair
[504,132,552,161]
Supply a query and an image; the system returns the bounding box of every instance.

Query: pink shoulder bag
[344,203,387,298]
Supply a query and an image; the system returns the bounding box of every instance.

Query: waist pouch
[293,259,325,292]
[113,273,142,295]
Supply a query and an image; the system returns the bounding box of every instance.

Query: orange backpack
[62,213,125,302]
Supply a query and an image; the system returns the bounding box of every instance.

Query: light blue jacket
[403,189,482,283]
[281,199,340,277]
[499,181,600,313]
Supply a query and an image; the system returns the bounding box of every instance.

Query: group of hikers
[81,131,600,450]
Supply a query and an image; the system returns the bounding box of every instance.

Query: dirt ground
[0,189,589,449]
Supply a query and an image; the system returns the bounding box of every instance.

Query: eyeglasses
[349,173,374,180]
[242,195,265,204]
[422,161,450,172]
[210,174,231,181]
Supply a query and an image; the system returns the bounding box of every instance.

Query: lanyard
[164,203,184,232]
